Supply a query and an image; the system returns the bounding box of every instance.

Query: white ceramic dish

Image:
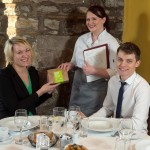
[0,116,39,132]
[131,132,147,140]
[135,139,150,150]
[0,134,13,145]
[0,133,10,142]
[82,117,113,132]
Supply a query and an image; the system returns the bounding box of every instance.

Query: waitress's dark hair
[87,5,110,32]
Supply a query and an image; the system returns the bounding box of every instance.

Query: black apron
[69,68,108,117]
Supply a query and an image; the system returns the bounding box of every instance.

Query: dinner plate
[0,134,13,145]
[0,116,39,132]
[131,132,148,140]
[82,117,113,132]
[135,139,150,150]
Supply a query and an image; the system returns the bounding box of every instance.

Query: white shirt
[71,29,119,77]
[91,72,150,131]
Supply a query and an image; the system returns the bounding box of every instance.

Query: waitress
[59,5,119,116]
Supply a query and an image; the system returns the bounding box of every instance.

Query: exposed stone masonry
[0,0,124,114]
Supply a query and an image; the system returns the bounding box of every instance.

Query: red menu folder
[83,44,109,82]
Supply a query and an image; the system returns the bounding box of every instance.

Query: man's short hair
[117,42,141,61]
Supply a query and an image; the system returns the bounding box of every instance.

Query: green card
[54,70,64,83]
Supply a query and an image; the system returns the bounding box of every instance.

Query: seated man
[91,42,150,132]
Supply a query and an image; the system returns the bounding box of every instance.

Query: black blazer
[0,64,51,119]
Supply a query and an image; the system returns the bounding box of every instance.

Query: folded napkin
[79,136,116,150]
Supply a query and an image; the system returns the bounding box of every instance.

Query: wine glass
[118,119,133,150]
[68,106,81,132]
[119,119,133,140]
[14,109,28,145]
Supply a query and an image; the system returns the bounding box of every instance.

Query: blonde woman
[0,36,58,119]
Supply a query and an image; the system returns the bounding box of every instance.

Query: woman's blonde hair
[4,36,35,66]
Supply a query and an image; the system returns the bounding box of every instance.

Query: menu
[83,44,109,82]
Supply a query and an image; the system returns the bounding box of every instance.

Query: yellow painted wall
[123,0,150,82]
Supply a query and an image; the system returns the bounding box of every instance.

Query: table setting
[0,107,149,150]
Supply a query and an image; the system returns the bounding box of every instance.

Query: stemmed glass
[14,109,28,145]
[119,119,133,140]
[68,106,81,133]
[118,119,133,150]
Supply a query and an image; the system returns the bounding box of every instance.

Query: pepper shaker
[59,133,73,150]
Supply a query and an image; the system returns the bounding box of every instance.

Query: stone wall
[0,0,124,114]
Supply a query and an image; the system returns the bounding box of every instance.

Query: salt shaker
[59,133,73,150]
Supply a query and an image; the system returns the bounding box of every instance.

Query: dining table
[0,115,149,150]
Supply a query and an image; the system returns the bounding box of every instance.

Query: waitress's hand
[58,62,75,71]
[83,61,96,75]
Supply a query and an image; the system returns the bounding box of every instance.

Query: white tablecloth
[0,116,149,150]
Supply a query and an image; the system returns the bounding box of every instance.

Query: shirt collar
[117,72,137,85]
[86,28,107,48]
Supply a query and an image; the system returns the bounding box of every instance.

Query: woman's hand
[58,62,75,71]
[82,61,96,75]
[36,82,59,97]
[83,61,110,78]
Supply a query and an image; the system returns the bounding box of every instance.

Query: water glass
[40,116,49,132]
[117,119,133,150]
[80,118,89,137]
[52,107,66,135]
[119,119,133,141]
[68,106,81,132]
[14,109,28,145]
[53,107,66,117]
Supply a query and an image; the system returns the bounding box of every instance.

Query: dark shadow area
[0,2,8,68]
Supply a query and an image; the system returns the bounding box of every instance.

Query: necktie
[116,82,126,118]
